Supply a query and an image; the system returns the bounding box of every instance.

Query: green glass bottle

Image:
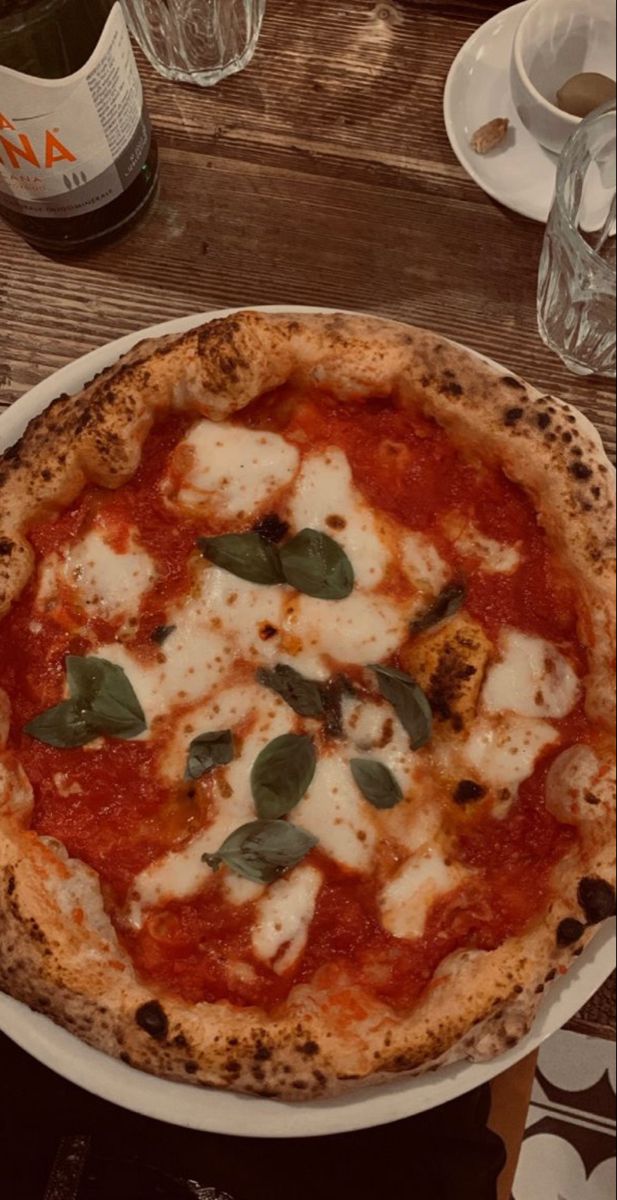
[0,0,158,253]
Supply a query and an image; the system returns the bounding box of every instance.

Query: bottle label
[0,2,150,219]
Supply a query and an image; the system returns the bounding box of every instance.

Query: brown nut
[470,117,509,155]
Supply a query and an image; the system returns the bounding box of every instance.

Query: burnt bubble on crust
[252,512,290,544]
[453,780,486,805]
[557,918,586,947]
[578,877,617,925]
[135,1001,169,1041]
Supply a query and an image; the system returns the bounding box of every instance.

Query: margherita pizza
[0,312,615,1099]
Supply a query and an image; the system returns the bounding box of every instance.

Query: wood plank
[1,146,614,456]
[137,0,495,200]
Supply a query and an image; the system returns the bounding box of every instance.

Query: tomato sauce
[0,395,589,1011]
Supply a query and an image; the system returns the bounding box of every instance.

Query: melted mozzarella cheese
[38,529,156,622]
[341,697,422,796]
[442,515,521,574]
[483,630,580,719]
[128,700,294,923]
[402,532,450,594]
[463,715,559,789]
[545,746,611,825]
[96,627,229,729]
[293,753,377,873]
[280,591,409,679]
[157,683,276,782]
[251,865,323,973]
[95,566,287,729]
[193,565,283,664]
[288,449,389,588]
[166,420,299,519]
[380,847,466,941]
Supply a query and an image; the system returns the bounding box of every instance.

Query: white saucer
[444,1,558,223]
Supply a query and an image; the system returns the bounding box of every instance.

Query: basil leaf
[409,583,466,635]
[186,730,234,781]
[197,533,284,586]
[66,655,107,708]
[24,701,93,749]
[279,529,354,600]
[350,758,403,810]
[203,820,318,884]
[256,665,325,718]
[372,664,433,751]
[75,657,147,740]
[251,733,316,819]
[151,624,177,646]
[26,656,147,748]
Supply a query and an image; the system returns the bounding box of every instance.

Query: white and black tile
[514,1030,616,1199]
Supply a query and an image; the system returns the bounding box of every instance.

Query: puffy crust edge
[0,311,615,1098]
[0,818,614,1100]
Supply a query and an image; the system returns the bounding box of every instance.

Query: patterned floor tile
[513,1031,616,1200]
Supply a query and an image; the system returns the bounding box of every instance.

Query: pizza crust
[0,311,615,1098]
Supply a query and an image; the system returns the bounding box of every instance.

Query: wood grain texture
[0,0,614,1037]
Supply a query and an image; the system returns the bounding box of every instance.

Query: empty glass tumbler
[537,100,616,377]
[123,0,266,87]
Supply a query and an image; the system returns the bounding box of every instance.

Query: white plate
[444,2,559,223]
[0,305,615,1138]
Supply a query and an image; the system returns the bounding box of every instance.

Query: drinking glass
[537,100,616,377]
[123,0,266,87]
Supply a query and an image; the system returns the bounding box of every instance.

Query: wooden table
[0,0,614,1035]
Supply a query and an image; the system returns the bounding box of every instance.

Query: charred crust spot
[428,652,476,723]
[562,431,573,443]
[184,1061,199,1075]
[252,512,289,544]
[299,1040,320,1058]
[120,1053,132,1065]
[535,984,545,995]
[254,1042,272,1062]
[173,1033,188,1049]
[0,539,14,557]
[513,984,524,995]
[536,412,551,430]
[259,623,278,641]
[557,918,586,947]
[313,1070,327,1086]
[545,969,557,983]
[225,1060,241,1076]
[566,460,590,480]
[578,877,617,924]
[6,875,15,896]
[504,407,524,426]
[502,376,526,391]
[439,378,464,398]
[135,1001,169,1041]
[453,779,486,805]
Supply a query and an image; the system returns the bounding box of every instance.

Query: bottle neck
[0,0,115,78]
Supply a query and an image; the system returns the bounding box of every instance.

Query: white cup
[511,0,616,154]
